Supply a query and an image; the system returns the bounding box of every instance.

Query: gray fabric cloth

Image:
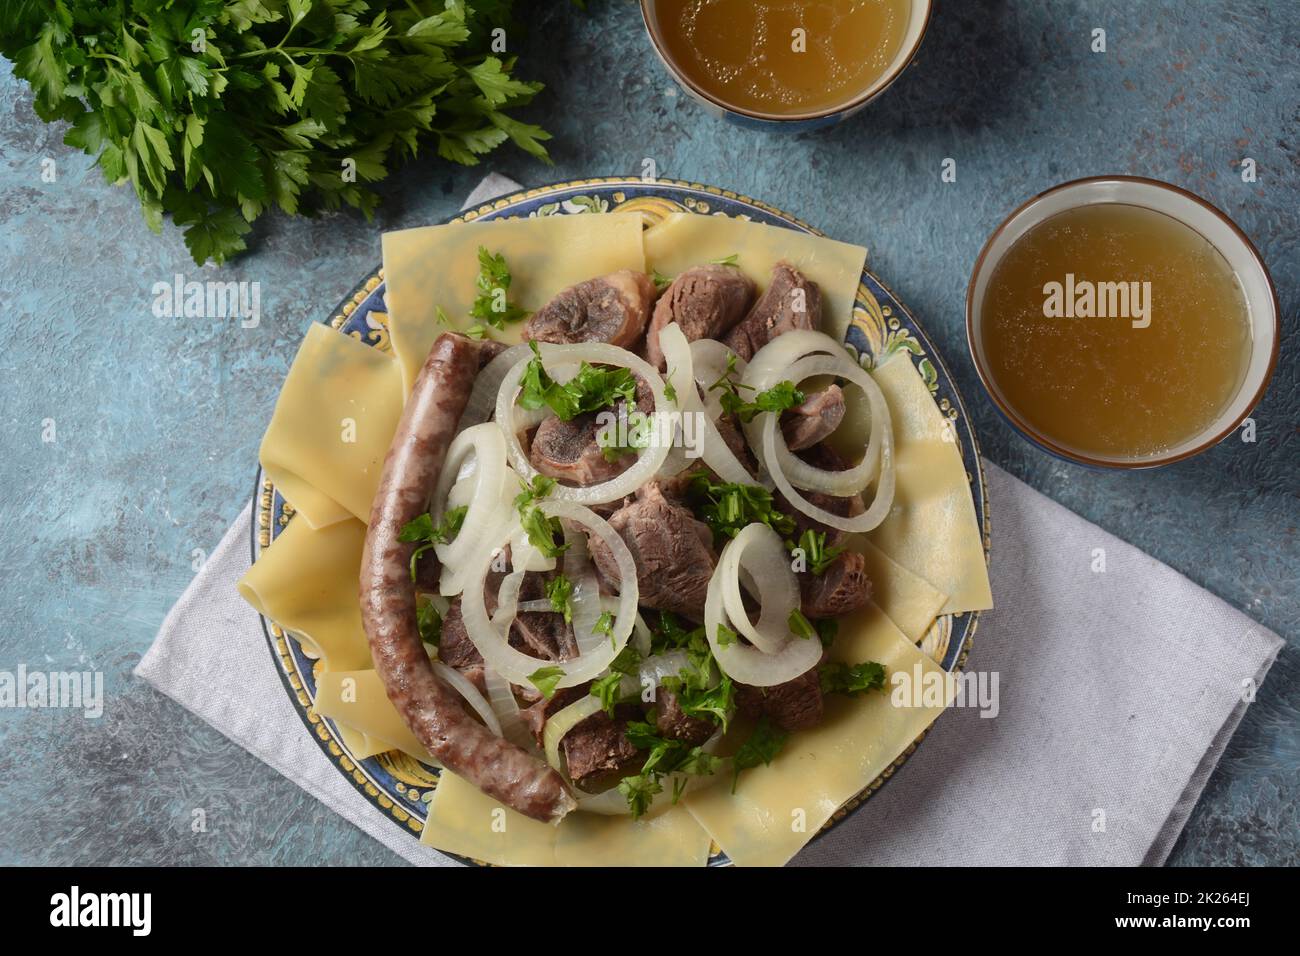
[136,176,1284,866]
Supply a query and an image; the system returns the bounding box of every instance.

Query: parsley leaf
[545,574,574,623]
[399,506,467,582]
[790,528,845,576]
[787,608,818,641]
[709,253,740,266]
[469,246,529,329]
[819,660,888,696]
[1,2,552,265]
[715,622,740,646]
[732,717,788,791]
[618,773,663,819]
[527,665,565,700]
[513,475,567,559]
[686,471,796,543]
[416,600,442,647]
[518,342,639,422]
[589,671,628,717]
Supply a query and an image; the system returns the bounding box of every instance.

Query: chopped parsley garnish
[651,269,673,292]
[787,608,818,641]
[652,612,735,732]
[686,471,796,543]
[715,622,739,646]
[618,722,721,817]
[789,528,845,576]
[618,773,663,819]
[732,717,788,791]
[544,574,574,623]
[513,475,568,559]
[518,341,638,421]
[710,253,740,266]
[594,610,616,648]
[815,617,839,649]
[663,370,678,406]
[470,247,529,329]
[590,671,628,716]
[398,505,468,582]
[819,661,888,696]
[416,600,442,648]
[527,665,565,700]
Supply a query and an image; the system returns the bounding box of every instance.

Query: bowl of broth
[640,0,932,130]
[967,176,1279,468]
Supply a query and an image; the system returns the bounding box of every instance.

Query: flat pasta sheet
[419,770,713,867]
[683,603,953,867]
[314,669,434,764]
[237,516,373,673]
[382,213,646,394]
[642,213,868,341]
[869,356,993,615]
[259,324,405,528]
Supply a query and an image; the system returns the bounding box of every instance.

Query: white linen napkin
[136,176,1283,867]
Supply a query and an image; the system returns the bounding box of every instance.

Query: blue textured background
[0,0,1295,866]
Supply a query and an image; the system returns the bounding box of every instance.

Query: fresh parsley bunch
[0,0,551,265]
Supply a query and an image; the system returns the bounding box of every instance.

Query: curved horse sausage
[359,331,576,823]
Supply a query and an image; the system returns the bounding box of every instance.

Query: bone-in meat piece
[524,270,655,348]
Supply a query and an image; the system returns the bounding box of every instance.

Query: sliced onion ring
[720,523,800,654]
[543,695,603,774]
[461,500,638,690]
[431,662,503,737]
[651,327,755,486]
[704,523,822,687]
[431,423,510,596]
[495,342,673,505]
[741,331,896,531]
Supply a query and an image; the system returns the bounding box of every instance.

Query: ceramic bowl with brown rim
[966,175,1280,469]
[639,0,932,131]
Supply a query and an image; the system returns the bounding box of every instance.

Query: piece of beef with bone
[523,270,656,349]
[780,385,846,452]
[723,262,822,361]
[588,481,716,622]
[528,376,654,488]
[736,666,824,732]
[645,264,756,368]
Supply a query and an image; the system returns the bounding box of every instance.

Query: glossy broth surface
[650,0,912,116]
[978,203,1252,461]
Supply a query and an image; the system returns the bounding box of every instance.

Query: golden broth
[978,203,1252,461]
[649,0,912,117]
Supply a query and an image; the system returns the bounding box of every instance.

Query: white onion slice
[679,335,762,486]
[746,354,885,497]
[432,423,510,596]
[461,501,638,689]
[431,661,503,737]
[704,523,822,687]
[543,695,603,773]
[458,343,532,430]
[483,664,535,751]
[490,568,526,633]
[720,523,800,654]
[495,342,673,505]
[740,330,896,531]
[563,524,605,656]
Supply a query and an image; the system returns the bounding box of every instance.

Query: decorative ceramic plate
[250,178,990,865]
